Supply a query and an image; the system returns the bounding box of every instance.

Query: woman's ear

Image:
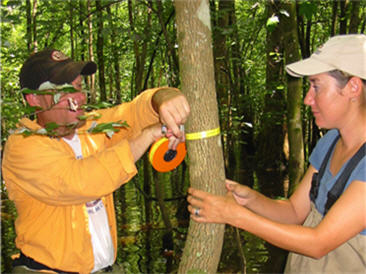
[25,93,40,107]
[347,77,363,100]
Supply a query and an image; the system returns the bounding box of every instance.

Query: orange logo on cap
[51,50,69,61]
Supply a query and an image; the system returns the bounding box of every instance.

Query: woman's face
[304,73,350,129]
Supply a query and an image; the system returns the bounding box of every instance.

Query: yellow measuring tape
[185,127,221,140]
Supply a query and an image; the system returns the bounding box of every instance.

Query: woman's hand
[225,179,254,207]
[187,187,240,224]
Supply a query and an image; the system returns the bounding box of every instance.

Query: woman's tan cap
[286,34,366,80]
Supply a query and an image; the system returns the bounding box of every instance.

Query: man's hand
[129,123,164,162]
[152,88,190,140]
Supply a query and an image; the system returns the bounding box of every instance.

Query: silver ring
[161,125,167,134]
[194,208,200,216]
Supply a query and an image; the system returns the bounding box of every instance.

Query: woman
[187,34,366,273]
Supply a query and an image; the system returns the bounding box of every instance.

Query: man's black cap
[20,49,97,90]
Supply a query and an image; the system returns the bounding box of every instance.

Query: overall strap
[324,142,366,214]
[310,135,340,202]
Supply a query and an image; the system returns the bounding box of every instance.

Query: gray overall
[284,203,366,273]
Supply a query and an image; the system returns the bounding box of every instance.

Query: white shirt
[63,133,114,272]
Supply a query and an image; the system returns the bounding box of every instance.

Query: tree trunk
[339,0,348,35]
[331,0,338,37]
[257,2,288,270]
[32,0,38,52]
[25,0,32,52]
[348,1,361,34]
[174,0,226,273]
[256,0,286,199]
[153,0,179,78]
[69,0,75,59]
[107,5,122,103]
[95,0,106,102]
[144,3,178,88]
[212,0,233,177]
[282,1,304,195]
[128,0,150,94]
[87,0,96,103]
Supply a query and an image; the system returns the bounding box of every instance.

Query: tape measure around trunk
[185,127,220,140]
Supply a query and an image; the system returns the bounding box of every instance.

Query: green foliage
[21,87,79,95]
[3,84,129,139]
[299,1,318,20]
[1,190,18,272]
[87,120,129,139]
[266,15,279,32]
[83,101,114,110]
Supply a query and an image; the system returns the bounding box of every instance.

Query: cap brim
[50,61,97,85]
[80,61,97,75]
[286,56,335,78]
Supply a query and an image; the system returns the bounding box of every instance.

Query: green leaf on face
[53,93,62,104]
[45,122,59,131]
[23,105,43,114]
[44,122,60,135]
[59,86,79,93]
[21,88,54,95]
[21,85,79,96]
[66,122,78,129]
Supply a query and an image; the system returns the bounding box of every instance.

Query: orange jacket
[2,88,166,273]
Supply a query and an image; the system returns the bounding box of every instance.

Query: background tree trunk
[256,1,288,272]
[283,1,304,195]
[69,0,75,59]
[128,0,150,95]
[107,5,122,103]
[348,1,361,34]
[212,0,231,174]
[256,0,286,198]
[95,0,106,102]
[339,0,348,35]
[174,0,226,273]
[32,0,38,52]
[87,0,96,103]
[25,0,32,52]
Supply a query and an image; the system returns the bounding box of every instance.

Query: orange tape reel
[149,137,187,172]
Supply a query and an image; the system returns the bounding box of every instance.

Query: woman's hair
[328,70,352,88]
[328,70,366,102]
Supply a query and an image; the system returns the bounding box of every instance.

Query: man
[2,49,190,273]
